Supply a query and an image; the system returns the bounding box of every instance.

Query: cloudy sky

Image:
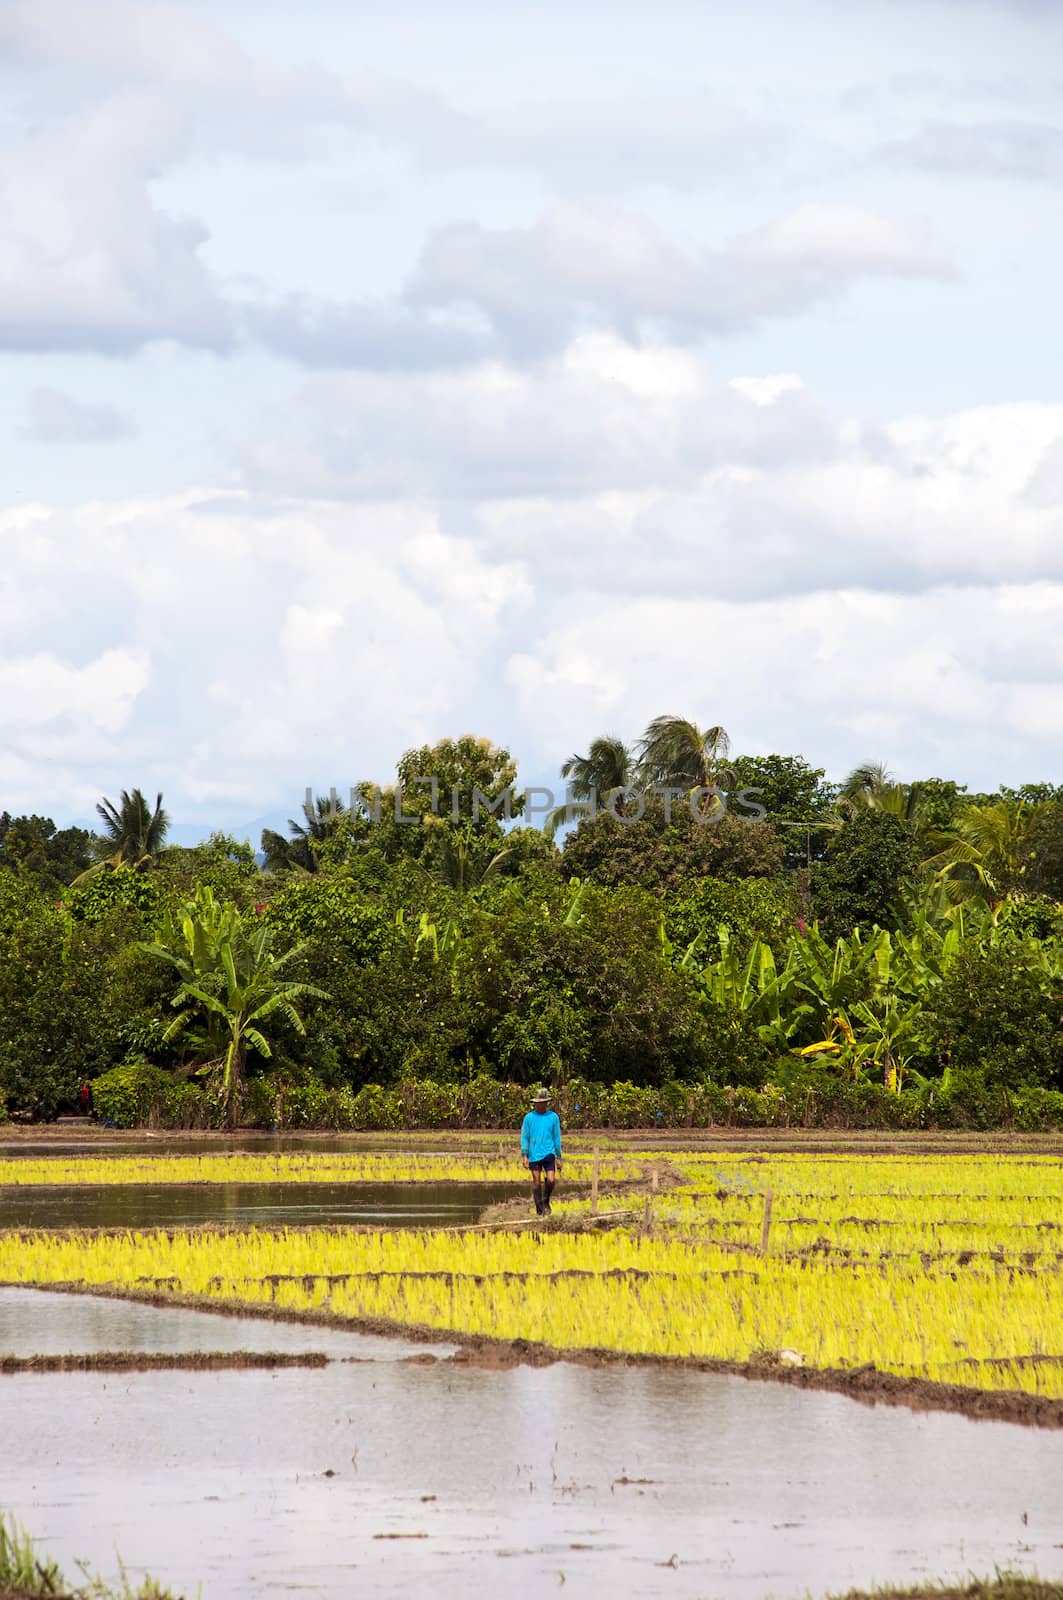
[2,0,1062,828]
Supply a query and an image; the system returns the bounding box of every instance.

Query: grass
[0,1513,175,1600]
[0,1150,609,1186]
[4,1150,1063,1400]
[827,1581,1063,1599]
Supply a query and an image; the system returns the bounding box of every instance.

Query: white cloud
[0,491,530,813]
[239,334,838,501]
[736,204,947,276]
[879,118,1063,181]
[505,582,1063,783]
[405,203,953,354]
[0,648,149,732]
[2,340,1063,814]
[18,387,134,442]
[0,95,232,354]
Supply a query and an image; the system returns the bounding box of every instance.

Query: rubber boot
[543,1177,555,1215]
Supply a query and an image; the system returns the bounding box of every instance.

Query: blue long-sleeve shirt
[521,1109,562,1162]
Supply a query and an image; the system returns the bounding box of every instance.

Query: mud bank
[0,1349,328,1373]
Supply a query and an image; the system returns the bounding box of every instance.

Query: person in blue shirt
[521,1088,562,1215]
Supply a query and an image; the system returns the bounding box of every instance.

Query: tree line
[1,716,1061,1127]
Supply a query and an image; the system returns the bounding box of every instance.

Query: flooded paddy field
[1,1287,1061,1600]
[4,1142,1063,1598]
[0,1180,516,1231]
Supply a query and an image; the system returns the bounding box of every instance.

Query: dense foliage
[1,732,1061,1125]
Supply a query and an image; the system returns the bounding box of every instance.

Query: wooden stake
[591,1144,600,1216]
[760,1189,774,1256]
[651,1164,659,1193]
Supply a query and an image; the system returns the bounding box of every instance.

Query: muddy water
[0,1287,456,1360]
[0,1180,516,1230]
[1,1295,1061,1599]
[0,1135,497,1156]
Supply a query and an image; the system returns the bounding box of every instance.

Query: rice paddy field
[4,1131,1063,1598]
[3,1138,1063,1407]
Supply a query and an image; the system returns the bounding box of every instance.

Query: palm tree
[262,793,347,874]
[436,830,512,894]
[543,735,635,836]
[96,788,169,866]
[72,789,170,884]
[923,799,1036,909]
[839,762,923,822]
[636,717,731,797]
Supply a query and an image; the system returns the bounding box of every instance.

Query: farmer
[521,1088,562,1216]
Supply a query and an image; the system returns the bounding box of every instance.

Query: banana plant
[699,928,811,1050]
[413,911,461,961]
[141,886,329,1128]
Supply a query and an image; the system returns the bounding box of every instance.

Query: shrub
[66,868,162,928]
[92,1062,179,1128]
[931,948,1063,1090]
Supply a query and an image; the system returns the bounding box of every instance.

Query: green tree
[434,827,513,895]
[67,865,162,927]
[396,734,523,827]
[725,754,837,869]
[908,777,968,834]
[0,874,131,1117]
[157,833,260,904]
[636,715,731,795]
[1028,798,1063,900]
[561,798,783,892]
[544,735,636,836]
[930,946,1062,1090]
[810,812,920,939]
[0,814,92,889]
[450,884,707,1085]
[262,794,348,874]
[96,789,170,866]
[839,762,925,822]
[923,799,1037,907]
[664,875,798,960]
[142,887,329,1127]
[76,789,170,884]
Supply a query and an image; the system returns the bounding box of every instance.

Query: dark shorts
[528,1155,556,1175]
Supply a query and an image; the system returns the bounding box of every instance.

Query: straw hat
[531,1087,552,1105]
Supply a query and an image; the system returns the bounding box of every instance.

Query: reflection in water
[0,1181,516,1230]
[0,1287,452,1360]
[0,1294,1060,1600]
[0,1135,489,1157]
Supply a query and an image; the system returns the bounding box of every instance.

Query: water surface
[0,1134,500,1157]
[0,1286,454,1360]
[0,1181,515,1230]
[0,1291,1059,1600]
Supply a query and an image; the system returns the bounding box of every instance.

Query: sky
[1,0,1062,831]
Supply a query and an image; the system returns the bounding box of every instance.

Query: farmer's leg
[542,1158,556,1213]
[530,1164,544,1213]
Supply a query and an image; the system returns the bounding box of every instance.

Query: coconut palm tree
[543,735,635,836]
[262,793,347,874]
[839,762,924,822]
[636,716,732,795]
[922,799,1036,908]
[95,788,169,866]
[72,789,170,884]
